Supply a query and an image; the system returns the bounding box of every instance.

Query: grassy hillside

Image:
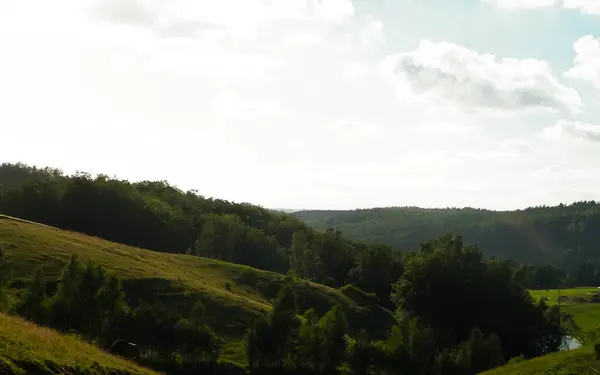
[530,288,600,332]
[480,346,600,375]
[0,313,159,375]
[294,203,600,267]
[0,215,395,365]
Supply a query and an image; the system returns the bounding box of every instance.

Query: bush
[594,343,600,360]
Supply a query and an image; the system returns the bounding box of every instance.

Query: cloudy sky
[2,0,600,210]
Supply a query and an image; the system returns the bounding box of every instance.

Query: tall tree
[392,233,565,360]
[15,268,48,324]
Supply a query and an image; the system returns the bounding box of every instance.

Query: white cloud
[564,35,600,87]
[380,39,583,114]
[283,31,326,47]
[214,92,284,124]
[563,0,600,14]
[2,0,600,211]
[343,61,369,80]
[91,0,355,40]
[360,15,385,45]
[488,0,600,14]
[488,0,560,9]
[412,122,477,135]
[499,138,534,154]
[539,119,600,142]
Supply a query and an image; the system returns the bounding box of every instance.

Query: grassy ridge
[0,215,395,364]
[0,313,159,375]
[479,346,600,375]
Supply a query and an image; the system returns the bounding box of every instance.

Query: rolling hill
[0,214,395,365]
[294,203,600,268]
[0,312,159,375]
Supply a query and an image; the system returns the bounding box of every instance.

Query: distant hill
[294,203,600,269]
[270,208,306,213]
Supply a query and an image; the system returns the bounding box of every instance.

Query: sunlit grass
[0,313,160,374]
[529,288,600,332]
[480,346,600,375]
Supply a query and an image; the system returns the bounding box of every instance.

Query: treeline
[513,262,600,290]
[0,163,402,306]
[294,203,600,271]
[0,234,570,375]
[246,234,567,375]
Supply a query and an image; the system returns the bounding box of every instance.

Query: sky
[2,0,600,210]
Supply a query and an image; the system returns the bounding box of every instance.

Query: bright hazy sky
[3,0,600,210]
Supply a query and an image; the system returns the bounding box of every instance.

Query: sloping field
[480,346,600,375]
[0,215,395,364]
[0,313,160,375]
[530,288,600,332]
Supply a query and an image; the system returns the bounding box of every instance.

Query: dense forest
[0,162,405,307]
[0,231,570,375]
[295,204,600,272]
[0,162,589,374]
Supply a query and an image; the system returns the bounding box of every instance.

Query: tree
[455,328,504,373]
[346,331,375,375]
[15,268,48,324]
[289,230,310,278]
[246,283,301,372]
[512,264,534,289]
[320,305,348,374]
[392,233,565,361]
[348,244,398,307]
[531,265,565,289]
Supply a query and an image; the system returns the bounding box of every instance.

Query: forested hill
[294,204,600,270]
[0,162,402,305]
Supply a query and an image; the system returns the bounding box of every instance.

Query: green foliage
[347,244,402,308]
[241,232,571,375]
[14,268,47,324]
[340,285,380,307]
[455,328,504,373]
[0,163,383,294]
[1,162,587,375]
[392,233,566,359]
[11,256,221,372]
[295,203,600,271]
[345,331,377,375]
[0,215,396,365]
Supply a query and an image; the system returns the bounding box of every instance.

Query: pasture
[530,287,600,332]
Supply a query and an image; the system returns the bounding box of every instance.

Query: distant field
[0,215,395,365]
[485,286,600,374]
[0,313,159,375]
[480,346,600,375]
[530,288,600,332]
